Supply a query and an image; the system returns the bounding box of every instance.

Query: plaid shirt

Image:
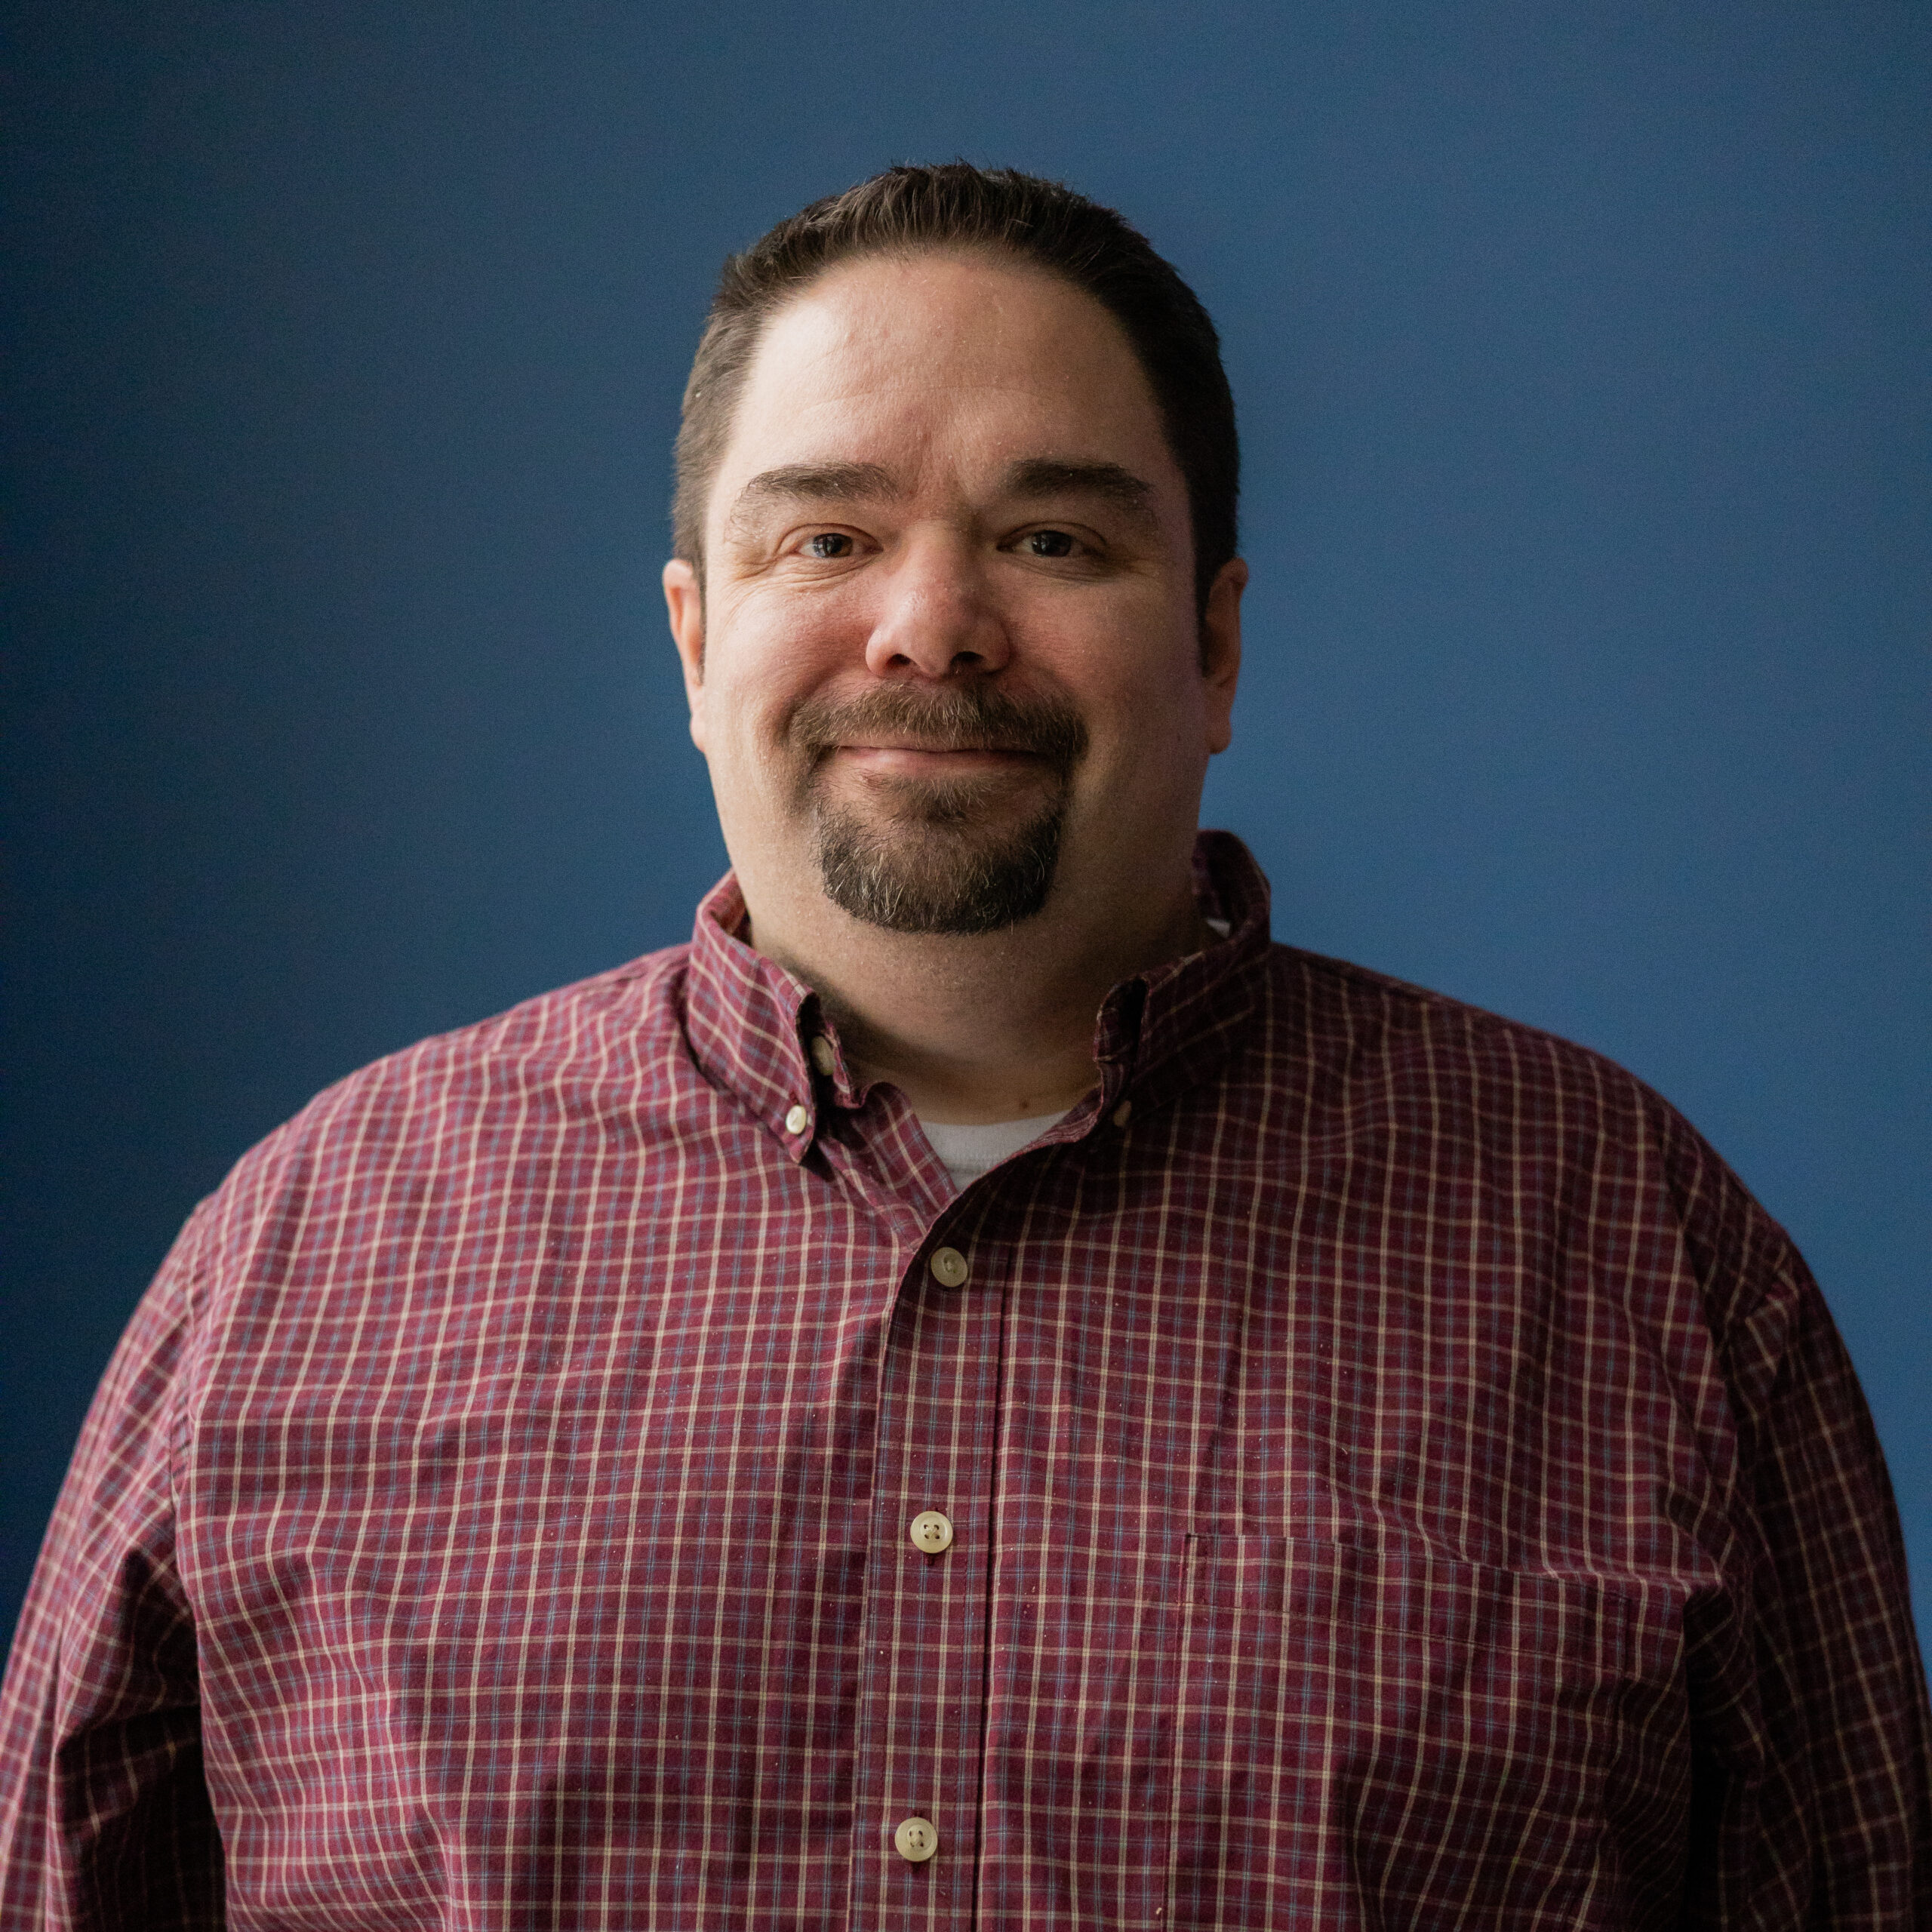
[3,832,1926,1929]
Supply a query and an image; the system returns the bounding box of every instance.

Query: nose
[863,533,1012,679]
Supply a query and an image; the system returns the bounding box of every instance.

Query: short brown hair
[672,163,1239,613]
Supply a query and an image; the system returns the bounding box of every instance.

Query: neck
[746,857,1212,1125]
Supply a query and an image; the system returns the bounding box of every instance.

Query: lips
[832,743,1039,784]
[840,737,1023,752]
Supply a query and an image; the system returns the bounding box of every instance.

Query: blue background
[5,2,1927,1657]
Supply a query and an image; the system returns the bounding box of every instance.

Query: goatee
[789,683,1088,936]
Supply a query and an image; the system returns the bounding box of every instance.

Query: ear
[1199,557,1246,755]
[662,557,708,754]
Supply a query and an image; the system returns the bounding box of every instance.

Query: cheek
[1078,665,1214,798]
[712,593,858,704]
[1084,637,1211,734]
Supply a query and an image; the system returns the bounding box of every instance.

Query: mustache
[788,683,1089,771]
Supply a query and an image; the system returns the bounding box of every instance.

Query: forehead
[709,251,1179,515]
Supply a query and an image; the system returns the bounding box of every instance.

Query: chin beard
[814,783,1068,935]
[789,682,1087,937]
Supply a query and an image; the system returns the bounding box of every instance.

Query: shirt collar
[680,829,1273,1158]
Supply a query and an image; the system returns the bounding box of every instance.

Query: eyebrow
[1001,457,1155,511]
[726,462,902,533]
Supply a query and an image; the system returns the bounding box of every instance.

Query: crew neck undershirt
[915,1112,1070,1194]
[912,915,1230,1193]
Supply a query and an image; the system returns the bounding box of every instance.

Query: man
[2,163,1926,1928]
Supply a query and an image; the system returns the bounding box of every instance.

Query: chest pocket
[1167,1534,1691,1928]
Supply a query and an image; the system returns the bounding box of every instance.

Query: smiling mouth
[787,684,1090,798]
[833,743,1041,773]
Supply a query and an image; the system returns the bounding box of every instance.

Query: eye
[801,531,856,560]
[1023,529,1078,558]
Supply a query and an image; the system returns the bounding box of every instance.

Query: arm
[1730,1251,1931,1926]
[1663,1102,1932,1925]
[0,1211,223,1930]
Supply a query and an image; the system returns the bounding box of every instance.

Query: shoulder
[1268,940,1700,1140]
[299,940,691,1114]
[188,943,699,1257]
[1257,942,1801,1327]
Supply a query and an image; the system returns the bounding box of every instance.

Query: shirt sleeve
[1674,1121,1932,1927]
[0,1206,224,1930]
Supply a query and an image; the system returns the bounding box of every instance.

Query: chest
[177,1118,1720,1927]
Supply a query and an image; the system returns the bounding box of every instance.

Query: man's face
[664,249,1242,939]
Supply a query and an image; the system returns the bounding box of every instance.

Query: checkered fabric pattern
[3,832,1927,1928]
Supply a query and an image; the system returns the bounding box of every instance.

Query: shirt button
[783,1103,811,1135]
[909,1510,954,1555]
[1112,1099,1133,1128]
[928,1247,969,1288]
[808,1035,836,1077]
[894,1816,939,1863]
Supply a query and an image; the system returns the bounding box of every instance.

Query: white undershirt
[912,916,1230,1194]
[915,1112,1069,1194]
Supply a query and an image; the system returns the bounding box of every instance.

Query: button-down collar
[681,829,1274,1162]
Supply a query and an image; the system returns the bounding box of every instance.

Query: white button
[928,1247,969,1288]
[809,1035,837,1076]
[894,1815,939,1863]
[784,1103,811,1135]
[1112,1099,1133,1128]
[909,1510,954,1555]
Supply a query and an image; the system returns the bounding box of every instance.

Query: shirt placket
[847,1223,1004,1930]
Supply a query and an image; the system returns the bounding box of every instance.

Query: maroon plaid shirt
[4,832,1927,1928]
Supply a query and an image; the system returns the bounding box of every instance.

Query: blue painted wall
[6,2,1927,1657]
